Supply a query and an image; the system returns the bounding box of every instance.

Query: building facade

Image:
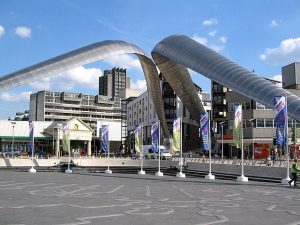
[99,67,127,99]
[29,90,122,155]
[0,118,93,157]
[126,76,211,152]
[215,62,300,159]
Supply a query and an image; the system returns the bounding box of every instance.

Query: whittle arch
[0,40,169,138]
[152,34,300,122]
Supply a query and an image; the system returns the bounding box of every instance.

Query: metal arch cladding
[152,34,300,121]
[0,40,169,138]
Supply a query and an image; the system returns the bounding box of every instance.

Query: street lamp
[11,121,16,157]
[249,118,256,160]
[219,121,226,159]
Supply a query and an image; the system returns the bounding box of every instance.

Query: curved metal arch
[152,34,300,121]
[0,40,169,138]
[151,52,205,121]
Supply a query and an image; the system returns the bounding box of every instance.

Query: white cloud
[192,35,208,45]
[220,36,227,44]
[260,37,300,64]
[210,44,224,53]
[270,74,282,87]
[271,74,282,82]
[0,91,32,102]
[15,26,31,38]
[30,66,101,91]
[208,30,217,37]
[0,25,5,37]
[131,79,147,92]
[202,18,218,26]
[192,35,225,52]
[269,19,281,28]
[103,54,142,72]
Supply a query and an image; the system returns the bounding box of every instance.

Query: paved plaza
[0,171,299,225]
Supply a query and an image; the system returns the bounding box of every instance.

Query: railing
[170,157,289,167]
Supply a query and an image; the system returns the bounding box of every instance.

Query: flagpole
[205,112,215,179]
[176,117,185,178]
[105,125,112,174]
[139,124,146,175]
[63,123,72,174]
[28,121,36,173]
[65,135,72,174]
[156,120,163,176]
[237,105,248,182]
[281,95,290,184]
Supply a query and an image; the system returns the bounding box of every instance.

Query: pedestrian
[266,155,271,166]
[288,159,299,186]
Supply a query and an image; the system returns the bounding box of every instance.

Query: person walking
[288,159,299,186]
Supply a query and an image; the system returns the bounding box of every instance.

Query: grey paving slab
[0,171,299,225]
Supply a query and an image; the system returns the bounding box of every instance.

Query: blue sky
[1,0,300,119]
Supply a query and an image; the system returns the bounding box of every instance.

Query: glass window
[257,119,264,127]
[242,101,251,110]
[217,96,222,103]
[228,103,234,112]
[265,119,273,127]
[288,118,293,128]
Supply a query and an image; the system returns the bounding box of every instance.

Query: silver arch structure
[152,34,300,121]
[152,52,205,121]
[0,40,169,138]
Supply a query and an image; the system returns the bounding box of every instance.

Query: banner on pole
[151,121,159,153]
[274,96,287,146]
[134,125,142,153]
[173,117,181,152]
[62,123,70,153]
[233,104,242,148]
[101,125,109,153]
[28,121,34,152]
[200,113,209,151]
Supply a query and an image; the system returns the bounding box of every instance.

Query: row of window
[45,106,121,113]
[227,101,272,112]
[45,113,121,120]
[227,118,300,129]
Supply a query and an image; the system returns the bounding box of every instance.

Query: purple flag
[28,121,34,152]
[101,125,109,153]
[151,121,159,153]
[274,96,287,145]
[200,113,209,151]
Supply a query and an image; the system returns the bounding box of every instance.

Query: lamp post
[219,121,226,159]
[11,121,16,157]
[89,115,93,157]
[52,94,55,156]
[249,118,256,160]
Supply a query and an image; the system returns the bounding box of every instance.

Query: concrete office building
[30,90,122,127]
[99,67,142,146]
[99,67,128,99]
[29,90,122,155]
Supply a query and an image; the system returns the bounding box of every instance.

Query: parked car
[135,145,172,160]
[1,149,20,157]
